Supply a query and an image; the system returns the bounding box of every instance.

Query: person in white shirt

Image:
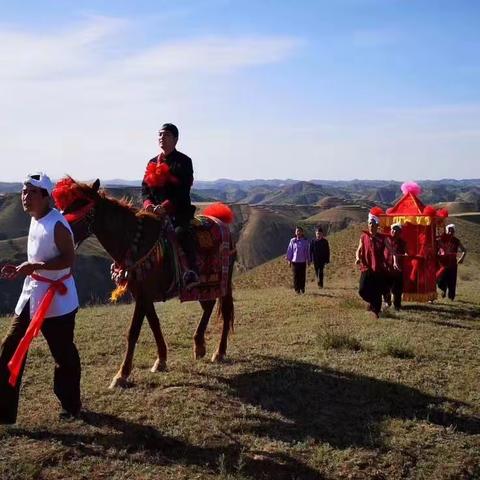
[0,173,81,424]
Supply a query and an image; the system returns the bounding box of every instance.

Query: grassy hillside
[260,181,332,205]
[451,212,480,225]
[0,194,30,240]
[231,205,320,271]
[435,202,478,214]
[235,219,480,291]
[303,205,367,237]
[235,223,364,290]
[235,207,297,271]
[1,256,480,478]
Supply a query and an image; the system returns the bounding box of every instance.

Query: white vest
[15,208,79,318]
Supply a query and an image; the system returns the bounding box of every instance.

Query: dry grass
[1,272,480,479]
[1,220,480,479]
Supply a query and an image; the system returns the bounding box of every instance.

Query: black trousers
[383,271,403,309]
[437,266,457,300]
[359,270,384,315]
[391,271,403,309]
[292,262,307,293]
[0,302,81,424]
[314,263,325,288]
[174,219,198,273]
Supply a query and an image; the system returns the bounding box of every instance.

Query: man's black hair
[315,226,324,233]
[161,123,179,138]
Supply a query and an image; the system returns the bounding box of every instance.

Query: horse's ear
[92,179,100,192]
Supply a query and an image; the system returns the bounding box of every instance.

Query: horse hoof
[211,352,225,363]
[194,344,206,360]
[150,359,167,372]
[109,375,131,389]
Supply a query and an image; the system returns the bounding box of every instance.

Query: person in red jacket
[437,224,466,300]
[383,223,407,310]
[141,123,199,288]
[355,213,391,318]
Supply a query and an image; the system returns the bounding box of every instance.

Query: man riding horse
[141,123,199,288]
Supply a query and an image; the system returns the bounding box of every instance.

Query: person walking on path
[383,223,407,310]
[286,226,311,294]
[437,224,466,300]
[309,226,330,288]
[0,173,81,424]
[355,213,391,318]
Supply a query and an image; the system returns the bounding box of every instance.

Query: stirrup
[183,270,200,290]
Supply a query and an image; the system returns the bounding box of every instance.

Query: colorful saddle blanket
[168,215,232,302]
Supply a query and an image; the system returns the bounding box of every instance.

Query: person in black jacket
[141,123,199,288]
[309,226,330,288]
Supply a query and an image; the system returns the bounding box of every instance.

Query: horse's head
[52,177,101,248]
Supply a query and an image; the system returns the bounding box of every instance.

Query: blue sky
[1,0,479,181]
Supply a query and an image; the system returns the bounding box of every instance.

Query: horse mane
[65,178,155,219]
[103,194,157,219]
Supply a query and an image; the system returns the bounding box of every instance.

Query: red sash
[8,272,71,387]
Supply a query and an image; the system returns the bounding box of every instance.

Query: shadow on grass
[306,291,336,298]
[403,302,480,319]
[217,356,480,450]
[402,303,480,330]
[10,410,324,480]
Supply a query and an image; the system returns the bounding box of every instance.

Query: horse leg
[193,300,215,360]
[109,300,145,389]
[212,292,234,363]
[144,301,168,372]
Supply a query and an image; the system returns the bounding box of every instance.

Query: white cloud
[0,17,302,181]
[118,36,303,76]
[0,16,126,80]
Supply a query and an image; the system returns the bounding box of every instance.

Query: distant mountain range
[1,178,480,313]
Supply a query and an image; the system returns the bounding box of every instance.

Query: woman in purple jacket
[286,226,311,294]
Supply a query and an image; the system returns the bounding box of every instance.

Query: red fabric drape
[400,224,437,300]
[7,273,71,387]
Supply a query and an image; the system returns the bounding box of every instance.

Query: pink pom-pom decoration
[423,205,436,216]
[401,181,422,196]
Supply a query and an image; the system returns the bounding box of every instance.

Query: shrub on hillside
[319,331,363,351]
[378,337,415,359]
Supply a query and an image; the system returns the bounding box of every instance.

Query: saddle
[110,214,233,303]
[176,215,232,301]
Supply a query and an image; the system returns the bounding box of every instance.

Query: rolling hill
[0,194,30,239]
[435,201,477,214]
[259,181,333,205]
[303,205,368,234]
[1,179,480,313]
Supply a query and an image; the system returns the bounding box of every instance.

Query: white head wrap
[446,223,455,232]
[368,213,379,224]
[391,222,402,230]
[23,172,53,195]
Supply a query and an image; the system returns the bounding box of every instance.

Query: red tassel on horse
[203,203,234,224]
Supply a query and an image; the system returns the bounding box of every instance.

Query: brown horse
[53,178,235,389]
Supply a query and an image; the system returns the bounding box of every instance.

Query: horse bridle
[64,201,96,247]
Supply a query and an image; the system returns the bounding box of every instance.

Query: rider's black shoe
[183,270,200,290]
